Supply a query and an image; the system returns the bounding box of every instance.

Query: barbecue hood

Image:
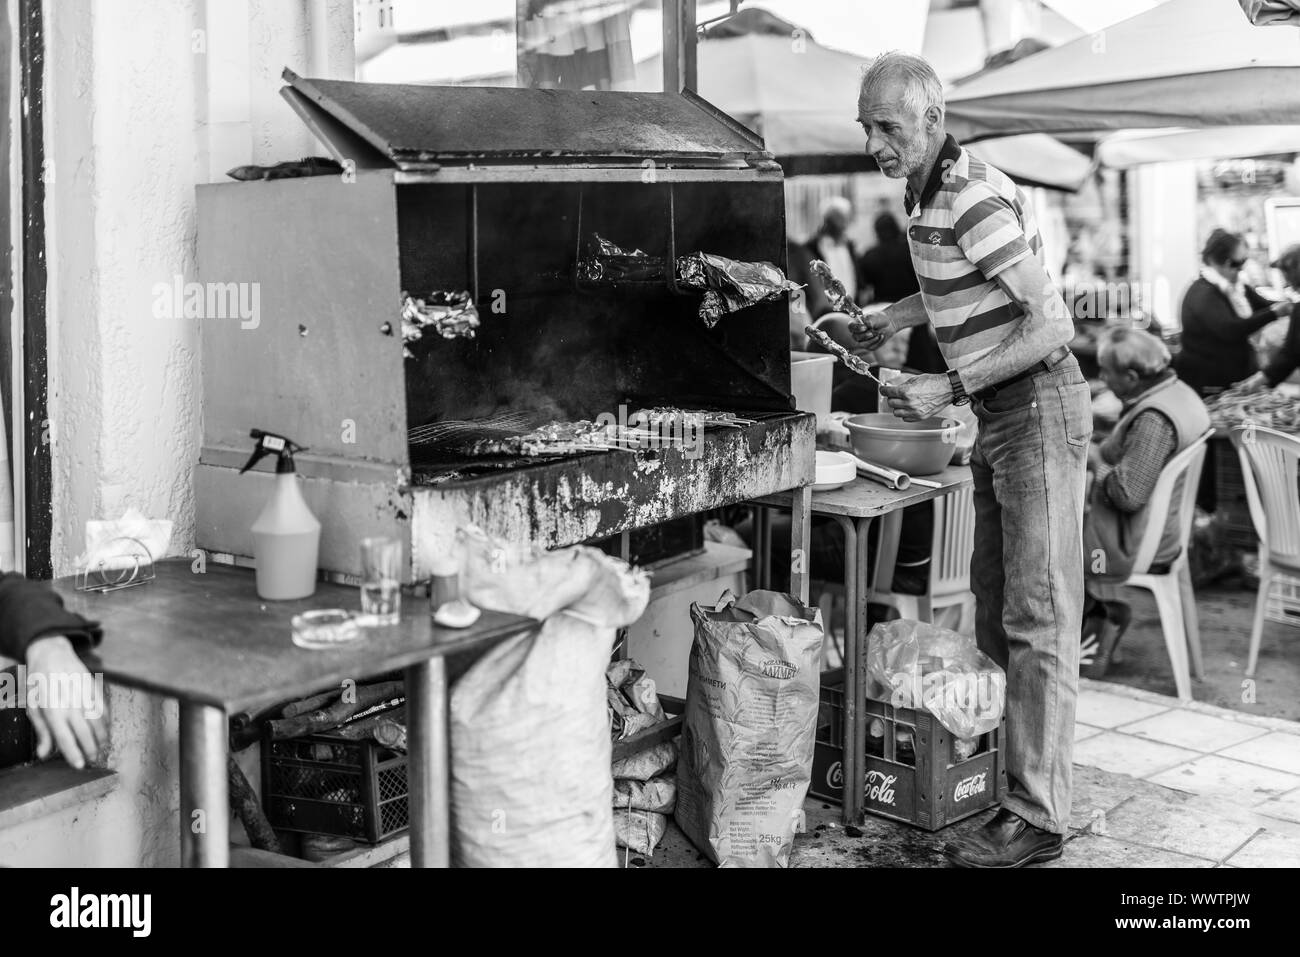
[194,71,812,582]
[279,68,777,174]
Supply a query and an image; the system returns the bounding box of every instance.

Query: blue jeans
[970,356,1091,834]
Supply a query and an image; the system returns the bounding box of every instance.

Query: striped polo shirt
[905,134,1044,371]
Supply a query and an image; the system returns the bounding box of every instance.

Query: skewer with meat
[808,258,892,352]
[804,324,884,385]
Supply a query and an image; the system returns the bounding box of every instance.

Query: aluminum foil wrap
[580,235,799,327]
[401,290,480,354]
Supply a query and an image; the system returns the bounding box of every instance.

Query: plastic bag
[450,529,650,867]
[611,740,677,782]
[675,590,823,868]
[614,778,677,814]
[613,810,668,855]
[865,619,1005,739]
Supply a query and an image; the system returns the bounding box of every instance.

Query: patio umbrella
[635,10,1092,190]
[946,0,1300,142]
[1098,125,1300,168]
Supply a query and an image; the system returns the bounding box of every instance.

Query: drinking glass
[359,537,402,626]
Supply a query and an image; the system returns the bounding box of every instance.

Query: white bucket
[791,351,835,430]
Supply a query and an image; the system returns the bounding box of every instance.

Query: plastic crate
[810,670,1007,831]
[1264,572,1300,627]
[1213,437,1259,551]
[261,717,409,844]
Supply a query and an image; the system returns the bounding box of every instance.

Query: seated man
[0,573,107,768]
[1081,327,1211,677]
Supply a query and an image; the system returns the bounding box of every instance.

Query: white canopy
[946,0,1300,143]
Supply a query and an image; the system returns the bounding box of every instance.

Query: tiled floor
[1073,680,1300,827]
[635,679,1300,868]
[378,678,1300,869]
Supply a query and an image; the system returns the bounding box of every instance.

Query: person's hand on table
[880,373,953,421]
[24,635,108,769]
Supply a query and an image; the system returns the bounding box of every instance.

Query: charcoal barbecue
[195,71,814,581]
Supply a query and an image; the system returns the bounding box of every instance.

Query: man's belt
[972,345,1072,400]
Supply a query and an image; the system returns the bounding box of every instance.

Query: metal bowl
[843,413,958,476]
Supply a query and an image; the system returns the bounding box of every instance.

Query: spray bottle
[240,429,321,600]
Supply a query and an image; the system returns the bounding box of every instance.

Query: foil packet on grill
[676,252,802,328]
[578,234,664,283]
[401,290,480,353]
[577,234,799,328]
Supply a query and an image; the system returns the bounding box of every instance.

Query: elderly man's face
[858,77,936,180]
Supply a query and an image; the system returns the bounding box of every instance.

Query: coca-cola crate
[810,669,1007,831]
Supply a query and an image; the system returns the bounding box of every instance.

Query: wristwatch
[947,369,970,406]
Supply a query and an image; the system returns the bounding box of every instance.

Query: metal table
[752,465,974,825]
[53,560,536,867]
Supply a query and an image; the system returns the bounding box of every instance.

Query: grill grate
[407,410,538,448]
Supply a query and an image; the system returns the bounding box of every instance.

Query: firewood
[228,754,281,853]
[266,681,404,740]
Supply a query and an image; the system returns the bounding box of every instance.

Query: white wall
[46,0,354,577]
[9,0,353,867]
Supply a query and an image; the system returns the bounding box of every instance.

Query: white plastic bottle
[241,430,321,600]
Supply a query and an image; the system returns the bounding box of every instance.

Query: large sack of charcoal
[675,590,823,868]
[452,528,649,867]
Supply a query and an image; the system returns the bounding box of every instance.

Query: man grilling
[852,52,1091,868]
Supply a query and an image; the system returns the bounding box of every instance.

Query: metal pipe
[834,514,858,826]
[179,701,230,868]
[406,658,451,868]
[468,184,480,302]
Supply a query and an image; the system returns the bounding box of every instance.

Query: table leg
[833,515,859,826]
[406,658,451,868]
[790,485,812,604]
[853,516,873,827]
[179,701,229,868]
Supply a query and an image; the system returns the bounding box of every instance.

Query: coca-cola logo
[953,772,987,803]
[826,761,843,790]
[866,771,897,806]
[761,658,798,679]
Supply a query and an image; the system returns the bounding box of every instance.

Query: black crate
[1213,436,1258,551]
[811,671,1007,831]
[261,723,409,844]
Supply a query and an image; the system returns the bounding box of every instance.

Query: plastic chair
[1229,424,1300,678]
[868,484,977,632]
[1118,428,1213,701]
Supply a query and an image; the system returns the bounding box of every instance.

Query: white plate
[813,450,856,491]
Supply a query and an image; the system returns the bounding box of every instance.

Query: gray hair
[1099,326,1171,379]
[859,51,945,119]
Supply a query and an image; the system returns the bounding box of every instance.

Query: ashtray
[291,609,363,649]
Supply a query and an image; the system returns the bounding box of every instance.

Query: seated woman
[1081,327,1211,678]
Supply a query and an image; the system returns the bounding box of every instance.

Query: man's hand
[880,373,954,421]
[1272,300,1293,319]
[1237,371,1271,394]
[1087,443,1107,473]
[849,308,897,351]
[25,635,108,769]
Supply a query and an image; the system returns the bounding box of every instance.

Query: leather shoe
[943,808,1064,868]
